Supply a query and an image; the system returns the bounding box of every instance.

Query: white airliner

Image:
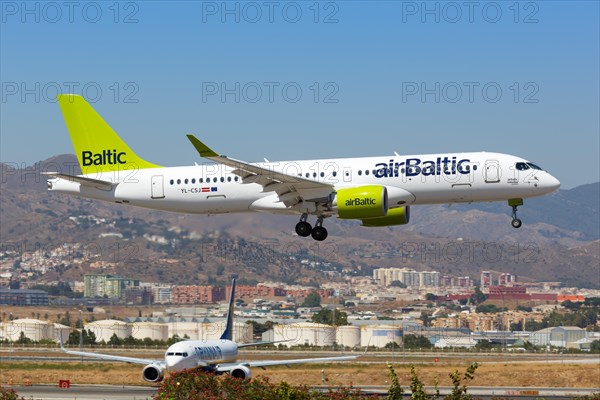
[61,278,357,382]
[46,95,560,241]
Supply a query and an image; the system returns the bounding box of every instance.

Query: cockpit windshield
[516,162,543,171]
[526,162,543,170]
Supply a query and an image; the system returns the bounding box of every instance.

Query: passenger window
[213,177,217,183]
[234,177,239,182]
[220,177,225,183]
[320,172,324,178]
[199,178,203,183]
[227,177,231,182]
[192,178,196,184]
[358,170,362,176]
[169,179,174,185]
[177,179,181,184]
[184,179,189,184]
[333,171,337,177]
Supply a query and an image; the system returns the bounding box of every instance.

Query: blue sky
[1,1,598,188]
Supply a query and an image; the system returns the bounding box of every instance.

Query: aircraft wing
[43,172,115,188]
[60,340,163,366]
[215,355,358,372]
[187,135,334,208]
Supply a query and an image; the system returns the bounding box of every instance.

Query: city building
[0,289,48,306]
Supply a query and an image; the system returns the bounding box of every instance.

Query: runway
[8,384,600,400]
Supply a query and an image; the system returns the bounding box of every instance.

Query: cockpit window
[515,162,529,171]
[167,352,174,356]
[526,162,543,170]
[182,353,188,357]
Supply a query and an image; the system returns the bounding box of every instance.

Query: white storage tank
[53,323,72,343]
[360,324,403,348]
[1,318,55,342]
[168,322,201,340]
[274,322,336,347]
[131,322,168,341]
[336,325,361,348]
[86,320,131,343]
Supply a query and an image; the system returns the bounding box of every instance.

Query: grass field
[1,360,598,388]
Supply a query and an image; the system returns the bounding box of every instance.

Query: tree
[510,321,524,331]
[403,334,432,349]
[108,333,123,346]
[301,291,321,307]
[420,311,431,327]
[425,293,438,301]
[470,286,487,305]
[590,340,600,353]
[475,339,492,350]
[311,309,349,326]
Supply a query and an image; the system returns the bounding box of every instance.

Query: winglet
[220,277,236,341]
[187,134,219,158]
[59,335,66,351]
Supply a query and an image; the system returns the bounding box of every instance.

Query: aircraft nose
[544,174,561,192]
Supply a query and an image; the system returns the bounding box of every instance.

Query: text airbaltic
[374,157,472,178]
[345,198,376,206]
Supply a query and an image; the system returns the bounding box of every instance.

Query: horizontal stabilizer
[43,172,115,188]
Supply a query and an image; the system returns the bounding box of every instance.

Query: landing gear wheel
[508,199,524,229]
[311,226,328,241]
[295,221,312,237]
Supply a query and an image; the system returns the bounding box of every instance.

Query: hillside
[1,156,599,288]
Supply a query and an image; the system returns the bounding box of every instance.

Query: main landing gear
[295,214,328,241]
[508,198,523,229]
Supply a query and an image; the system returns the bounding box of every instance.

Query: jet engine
[229,365,252,380]
[142,364,165,382]
[335,185,388,219]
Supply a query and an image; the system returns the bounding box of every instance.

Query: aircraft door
[151,175,165,199]
[484,160,501,183]
[343,167,352,182]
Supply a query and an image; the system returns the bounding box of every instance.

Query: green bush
[154,370,364,400]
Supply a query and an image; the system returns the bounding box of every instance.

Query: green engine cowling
[336,185,388,219]
[361,206,410,227]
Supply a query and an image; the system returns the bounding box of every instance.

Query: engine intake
[142,364,165,382]
[229,365,251,380]
[336,186,388,219]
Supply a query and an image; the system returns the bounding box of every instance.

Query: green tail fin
[57,94,161,173]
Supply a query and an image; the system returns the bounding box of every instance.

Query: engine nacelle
[142,364,165,382]
[335,185,388,219]
[361,206,410,227]
[229,365,252,380]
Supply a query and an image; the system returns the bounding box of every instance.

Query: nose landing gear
[295,214,328,241]
[508,198,523,229]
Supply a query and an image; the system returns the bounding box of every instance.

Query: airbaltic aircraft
[61,278,357,382]
[46,95,560,241]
